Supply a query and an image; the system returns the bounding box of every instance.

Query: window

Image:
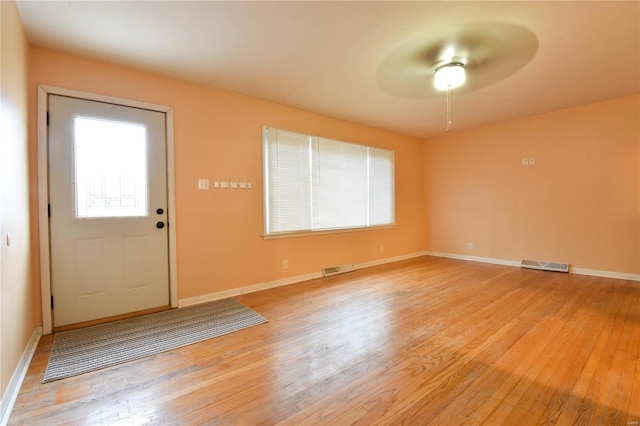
[74,116,149,218]
[263,126,394,236]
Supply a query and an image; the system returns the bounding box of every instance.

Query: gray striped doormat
[43,298,267,383]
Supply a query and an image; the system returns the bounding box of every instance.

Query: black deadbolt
[156,208,164,215]
[156,221,165,229]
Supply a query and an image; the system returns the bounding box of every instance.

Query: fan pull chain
[446,88,452,132]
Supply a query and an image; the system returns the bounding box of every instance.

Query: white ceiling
[16,1,640,139]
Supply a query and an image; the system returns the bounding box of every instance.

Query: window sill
[262,224,396,240]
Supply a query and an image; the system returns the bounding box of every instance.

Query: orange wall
[423,95,640,275]
[1,0,39,399]
[28,47,428,301]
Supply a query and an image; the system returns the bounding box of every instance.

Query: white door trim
[38,85,179,335]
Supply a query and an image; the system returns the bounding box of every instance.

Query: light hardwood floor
[9,256,640,425]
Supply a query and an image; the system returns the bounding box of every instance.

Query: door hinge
[48,204,51,218]
[51,296,54,309]
[46,111,50,126]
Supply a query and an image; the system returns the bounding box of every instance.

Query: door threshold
[53,305,172,332]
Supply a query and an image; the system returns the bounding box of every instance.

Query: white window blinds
[263,126,395,236]
[265,129,311,233]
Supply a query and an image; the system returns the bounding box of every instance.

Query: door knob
[156,221,165,229]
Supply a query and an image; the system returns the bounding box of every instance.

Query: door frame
[38,85,179,335]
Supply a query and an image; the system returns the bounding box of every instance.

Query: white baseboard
[424,251,521,267]
[180,250,638,308]
[424,251,640,282]
[353,251,429,270]
[570,267,640,281]
[179,271,323,307]
[1,327,42,426]
[180,251,429,307]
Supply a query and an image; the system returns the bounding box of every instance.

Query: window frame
[262,126,396,239]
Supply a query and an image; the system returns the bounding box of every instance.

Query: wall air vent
[521,259,569,273]
[322,264,354,277]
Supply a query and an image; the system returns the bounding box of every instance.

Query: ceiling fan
[376,22,538,130]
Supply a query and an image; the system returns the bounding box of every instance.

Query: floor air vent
[322,264,354,277]
[521,259,569,273]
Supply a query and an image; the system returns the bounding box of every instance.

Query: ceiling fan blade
[376,22,538,99]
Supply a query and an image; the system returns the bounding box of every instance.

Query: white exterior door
[48,95,170,327]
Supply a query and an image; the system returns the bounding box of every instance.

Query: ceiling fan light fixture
[434,63,466,91]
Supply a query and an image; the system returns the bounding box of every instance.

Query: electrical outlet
[522,158,528,166]
[468,242,474,250]
[529,157,535,165]
[282,259,288,269]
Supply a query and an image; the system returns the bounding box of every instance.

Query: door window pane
[74,116,148,218]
